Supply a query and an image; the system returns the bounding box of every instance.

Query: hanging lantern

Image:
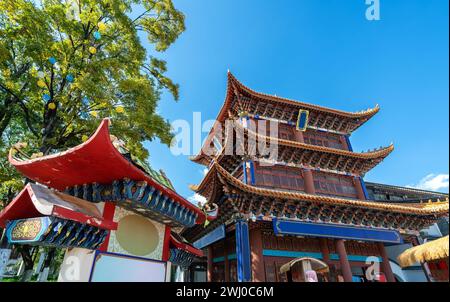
[37,71,45,78]
[37,80,46,88]
[93,31,101,40]
[48,57,57,65]
[89,47,97,54]
[97,22,107,32]
[42,94,51,102]
[66,74,74,82]
[82,96,89,105]
[48,102,56,110]
[90,111,98,117]
[115,106,125,113]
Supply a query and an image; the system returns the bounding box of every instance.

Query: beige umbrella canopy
[397,236,449,268]
[280,257,329,274]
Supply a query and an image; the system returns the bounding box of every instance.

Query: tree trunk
[0,108,13,137]
[19,246,34,282]
[39,248,55,282]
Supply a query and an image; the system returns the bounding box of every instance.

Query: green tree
[0,0,185,281]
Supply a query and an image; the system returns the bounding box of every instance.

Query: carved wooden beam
[336,119,347,132]
[329,116,339,130]
[312,114,321,127]
[320,116,330,128]
[317,153,328,168]
[288,109,297,122]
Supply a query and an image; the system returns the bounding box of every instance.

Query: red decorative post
[377,242,396,282]
[303,169,316,194]
[320,238,330,264]
[294,130,305,143]
[207,245,213,282]
[353,177,366,200]
[336,239,353,282]
[250,228,265,282]
[339,135,349,150]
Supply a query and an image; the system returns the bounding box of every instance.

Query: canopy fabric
[397,236,449,268]
[280,257,329,274]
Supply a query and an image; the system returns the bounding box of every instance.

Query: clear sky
[136,0,449,201]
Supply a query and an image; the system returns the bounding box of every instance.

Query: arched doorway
[280,257,329,282]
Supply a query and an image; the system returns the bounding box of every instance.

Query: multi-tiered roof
[192,72,392,177]
[184,72,448,243]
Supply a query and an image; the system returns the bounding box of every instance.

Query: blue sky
[136,0,449,200]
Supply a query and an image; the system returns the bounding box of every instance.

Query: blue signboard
[193,225,226,249]
[296,110,310,131]
[273,219,403,244]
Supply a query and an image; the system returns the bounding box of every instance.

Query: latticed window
[313,172,357,198]
[255,165,305,191]
[278,124,295,140]
[304,130,345,150]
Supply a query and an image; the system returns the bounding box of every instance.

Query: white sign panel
[90,253,166,282]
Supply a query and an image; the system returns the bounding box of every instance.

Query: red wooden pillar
[336,239,353,282]
[339,135,349,150]
[353,177,366,200]
[303,169,316,194]
[377,242,396,282]
[207,245,213,282]
[294,130,305,143]
[319,238,330,264]
[250,228,265,282]
[224,240,230,282]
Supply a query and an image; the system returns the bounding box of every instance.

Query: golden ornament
[37,80,46,88]
[98,22,107,32]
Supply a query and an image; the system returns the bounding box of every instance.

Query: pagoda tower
[183,72,448,283]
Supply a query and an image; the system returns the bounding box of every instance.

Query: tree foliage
[0,0,185,206]
[0,0,184,158]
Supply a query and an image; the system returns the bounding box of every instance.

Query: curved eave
[192,70,383,163]
[228,72,380,119]
[9,119,207,224]
[212,161,449,216]
[241,122,395,160]
[191,136,394,196]
[170,234,204,257]
[0,183,117,230]
[190,153,213,166]
[190,164,222,202]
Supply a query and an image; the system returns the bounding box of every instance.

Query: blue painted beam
[213,253,237,263]
[193,225,226,249]
[262,250,382,263]
[273,219,403,244]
